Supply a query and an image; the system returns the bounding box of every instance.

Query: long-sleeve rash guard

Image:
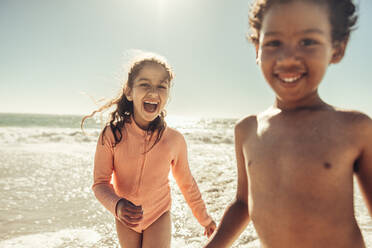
[92,118,212,232]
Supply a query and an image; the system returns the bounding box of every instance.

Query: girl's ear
[124,87,133,101]
[255,44,259,65]
[330,40,347,64]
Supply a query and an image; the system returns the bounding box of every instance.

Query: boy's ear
[330,40,348,64]
[255,44,259,64]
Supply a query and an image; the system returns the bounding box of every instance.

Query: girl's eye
[264,40,281,47]
[158,85,168,90]
[300,39,318,46]
[139,83,150,88]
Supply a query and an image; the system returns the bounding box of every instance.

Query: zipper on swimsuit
[135,132,150,196]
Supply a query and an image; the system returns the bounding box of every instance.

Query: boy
[205,0,372,247]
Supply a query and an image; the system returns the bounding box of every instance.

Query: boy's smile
[256,1,341,110]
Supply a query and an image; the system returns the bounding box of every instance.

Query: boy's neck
[273,95,329,113]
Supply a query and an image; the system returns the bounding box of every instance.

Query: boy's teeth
[281,75,302,83]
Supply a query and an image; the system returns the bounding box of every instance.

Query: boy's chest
[243,118,360,186]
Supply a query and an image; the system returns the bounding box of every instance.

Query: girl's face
[126,63,170,130]
[256,1,341,109]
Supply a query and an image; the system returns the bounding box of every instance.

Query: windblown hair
[81,53,174,151]
[248,0,358,45]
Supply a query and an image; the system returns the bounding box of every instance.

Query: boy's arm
[355,116,372,216]
[204,120,251,248]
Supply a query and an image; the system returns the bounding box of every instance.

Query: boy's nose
[277,46,300,64]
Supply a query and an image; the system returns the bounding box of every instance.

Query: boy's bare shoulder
[332,107,372,127]
[234,115,258,138]
[235,107,276,129]
[331,108,372,145]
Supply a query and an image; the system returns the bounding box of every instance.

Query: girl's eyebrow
[137,77,150,82]
[137,77,169,84]
[161,78,169,83]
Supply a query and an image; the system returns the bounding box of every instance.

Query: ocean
[0,113,371,248]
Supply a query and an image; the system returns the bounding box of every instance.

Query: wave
[0,117,236,145]
[0,128,234,146]
[0,113,102,129]
[0,128,100,145]
[0,229,101,248]
[183,129,234,145]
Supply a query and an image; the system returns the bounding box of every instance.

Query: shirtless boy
[205,0,372,247]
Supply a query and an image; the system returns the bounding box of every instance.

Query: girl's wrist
[115,198,125,217]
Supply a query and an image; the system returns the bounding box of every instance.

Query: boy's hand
[204,220,217,238]
[116,198,143,228]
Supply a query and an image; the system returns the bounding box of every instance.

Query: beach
[0,113,371,248]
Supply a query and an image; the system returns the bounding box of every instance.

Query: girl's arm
[93,129,144,227]
[92,130,122,218]
[171,133,213,228]
[204,119,251,248]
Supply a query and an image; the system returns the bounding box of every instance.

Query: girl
[82,52,216,248]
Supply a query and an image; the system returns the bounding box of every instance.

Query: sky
[1,0,371,118]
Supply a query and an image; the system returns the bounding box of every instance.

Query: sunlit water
[0,113,371,248]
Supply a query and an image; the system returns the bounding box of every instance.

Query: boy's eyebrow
[264,28,325,37]
[297,28,325,35]
[263,31,281,37]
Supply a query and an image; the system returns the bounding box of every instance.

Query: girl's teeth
[143,101,158,113]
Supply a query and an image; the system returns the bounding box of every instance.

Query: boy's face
[255,1,343,106]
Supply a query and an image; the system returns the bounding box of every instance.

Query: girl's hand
[116,198,143,228]
[204,220,217,238]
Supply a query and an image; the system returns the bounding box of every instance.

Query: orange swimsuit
[92,119,212,233]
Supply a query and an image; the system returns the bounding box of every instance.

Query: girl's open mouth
[143,101,158,113]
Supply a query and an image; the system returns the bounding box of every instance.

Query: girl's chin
[142,112,160,122]
[134,109,162,125]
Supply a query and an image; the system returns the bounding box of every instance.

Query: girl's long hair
[81,53,174,151]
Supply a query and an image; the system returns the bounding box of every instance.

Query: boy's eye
[264,40,281,47]
[300,39,318,46]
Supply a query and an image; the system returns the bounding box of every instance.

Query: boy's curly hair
[248,0,358,45]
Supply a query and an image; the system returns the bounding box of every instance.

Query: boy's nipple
[323,162,332,169]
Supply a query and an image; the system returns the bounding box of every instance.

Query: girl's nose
[147,86,158,95]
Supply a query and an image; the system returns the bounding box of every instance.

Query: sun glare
[157,0,167,16]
